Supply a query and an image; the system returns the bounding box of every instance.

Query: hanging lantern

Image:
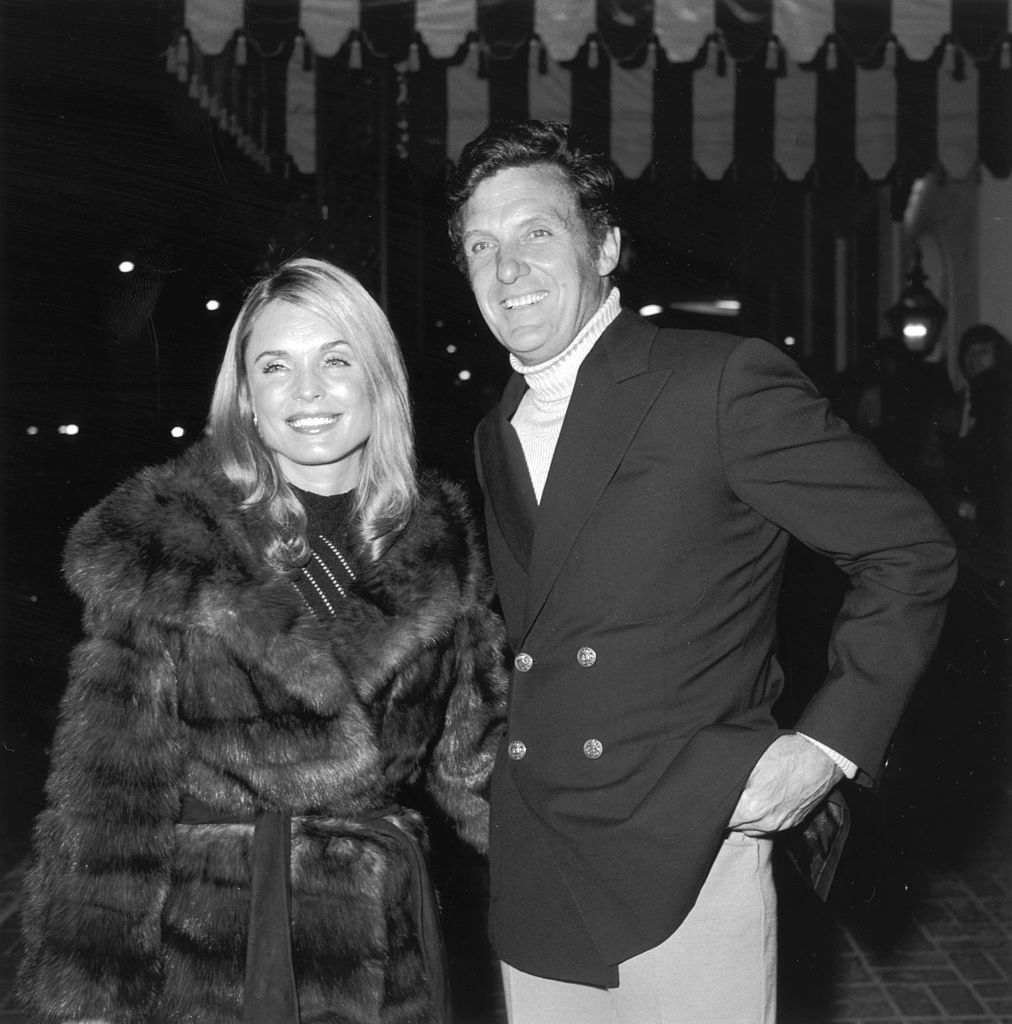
[884,246,947,354]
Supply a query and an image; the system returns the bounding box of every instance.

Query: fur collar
[64,441,490,706]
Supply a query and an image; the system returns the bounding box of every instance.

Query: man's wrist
[796,732,858,779]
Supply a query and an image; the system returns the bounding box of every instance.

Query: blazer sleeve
[717,338,957,782]
[18,601,182,1019]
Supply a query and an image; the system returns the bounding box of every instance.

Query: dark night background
[1,0,291,871]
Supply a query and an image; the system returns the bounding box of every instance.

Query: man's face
[459,164,620,366]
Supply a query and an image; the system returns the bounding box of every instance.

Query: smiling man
[459,161,620,366]
[446,120,957,1024]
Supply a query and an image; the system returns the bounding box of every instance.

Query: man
[446,120,956,1024]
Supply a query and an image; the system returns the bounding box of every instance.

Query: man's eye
[469,240,492,255]
[529,228,551,239]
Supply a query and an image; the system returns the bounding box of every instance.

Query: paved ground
[2,789,1009,1022]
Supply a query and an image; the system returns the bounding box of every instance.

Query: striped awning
[167,0,1012,184]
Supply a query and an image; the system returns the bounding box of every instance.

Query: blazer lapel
[476,372,538,573]
[523,312,672,634]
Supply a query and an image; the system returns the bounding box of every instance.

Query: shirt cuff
[797,733,858,779]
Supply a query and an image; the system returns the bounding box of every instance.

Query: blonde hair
[207,257,418,570]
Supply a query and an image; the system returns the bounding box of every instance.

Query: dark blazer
[474,310,956,987]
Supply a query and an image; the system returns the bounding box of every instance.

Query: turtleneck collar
[291,486,356,541]
[509,288,621,404]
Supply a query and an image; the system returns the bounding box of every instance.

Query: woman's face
[245,299,372,495]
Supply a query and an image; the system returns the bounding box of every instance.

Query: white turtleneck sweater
[509,288,621,502]
[506,287,856,780]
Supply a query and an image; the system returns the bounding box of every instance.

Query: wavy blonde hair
[208,257,418,570]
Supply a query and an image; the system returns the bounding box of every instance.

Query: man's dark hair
[445,120,619,273]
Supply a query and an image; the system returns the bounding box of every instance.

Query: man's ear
[597,227,621,277]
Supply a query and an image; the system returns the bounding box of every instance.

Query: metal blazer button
[508,740,527,760]
[576,646,597,667]
[583,738,604,759]
[514,652,534,672]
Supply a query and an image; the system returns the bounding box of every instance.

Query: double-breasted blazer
[475,309,956,986]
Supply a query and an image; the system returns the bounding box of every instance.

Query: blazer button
[508,740,527,760]
[583,738,604,759]
[576,646,597,668]
[514,652,534,672]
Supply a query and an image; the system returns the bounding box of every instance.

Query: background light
[26,425,39,435]
[446,344,458,354]
[170,426,185,438]
[58,424,80,435]
[667,299,741,318]
[784,336,797,347]
[457,369,472,381]
[205,299,221,312]
[118,260,135,273]
[639,304,663,317]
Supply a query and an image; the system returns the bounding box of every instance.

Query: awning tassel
[883,38,896,71]
[765,37,779,72]
[825,38,838,71]
[176,34,190,82]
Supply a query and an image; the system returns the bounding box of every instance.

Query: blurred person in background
[953,323,1012,552]
[854,334,958,523]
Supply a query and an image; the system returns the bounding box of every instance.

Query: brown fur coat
[18,442,507,1023]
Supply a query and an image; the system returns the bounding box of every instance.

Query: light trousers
[499,832,777,1024]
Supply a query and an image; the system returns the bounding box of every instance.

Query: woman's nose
[294,366,324,399]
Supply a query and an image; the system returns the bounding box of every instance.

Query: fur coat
[18,441,508,1023]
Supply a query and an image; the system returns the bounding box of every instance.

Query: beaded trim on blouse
[289,487,357,619]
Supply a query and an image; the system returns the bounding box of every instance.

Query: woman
[18,258,507,1023]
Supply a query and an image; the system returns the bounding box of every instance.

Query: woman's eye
[325,354,350,368]
[262,361,287,374]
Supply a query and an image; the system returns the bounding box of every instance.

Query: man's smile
[502,291,549,310]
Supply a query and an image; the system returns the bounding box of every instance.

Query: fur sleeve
[18,617,182,1020]
[425,598,508,855]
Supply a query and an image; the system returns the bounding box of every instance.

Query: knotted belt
[178,796,449,1024]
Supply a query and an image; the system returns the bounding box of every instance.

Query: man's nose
[496,247,529,284]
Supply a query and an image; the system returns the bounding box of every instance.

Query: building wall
[978,173,1012,343]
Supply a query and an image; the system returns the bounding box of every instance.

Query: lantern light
[884,246,947,354]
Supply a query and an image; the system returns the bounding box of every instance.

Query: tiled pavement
[777,796,1012,1024]
[1,793,1008,1023]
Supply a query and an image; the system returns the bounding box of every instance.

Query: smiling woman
[209,258,417,568]
[245,303,373,495]
[16,257,508,1024]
